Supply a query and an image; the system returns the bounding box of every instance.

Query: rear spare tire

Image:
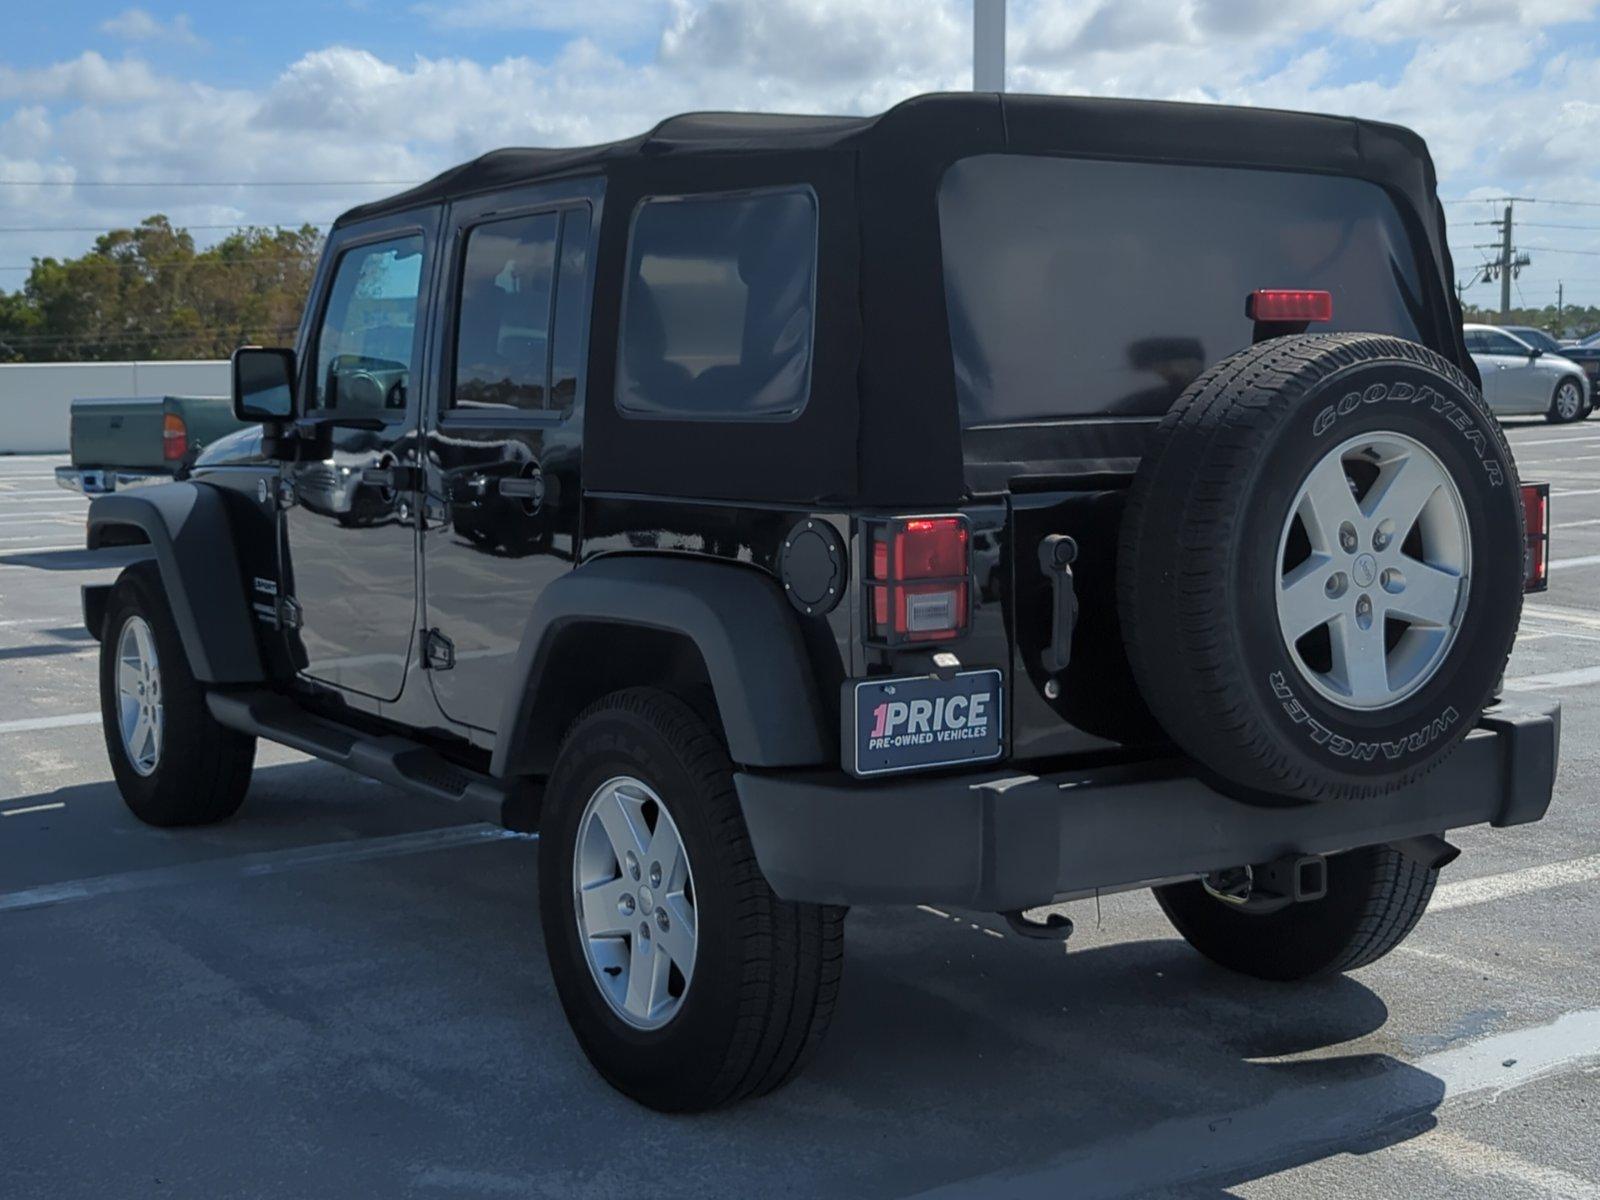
[1118,333,1524,802]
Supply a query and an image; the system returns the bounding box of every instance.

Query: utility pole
[974,0,1005,92]
[1499,203,1514,314]
[1476,202,1532,316]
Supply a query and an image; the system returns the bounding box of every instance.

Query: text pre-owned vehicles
[82,94,1559,1112]
[1463,323,1590,422]
[54,393,249,494]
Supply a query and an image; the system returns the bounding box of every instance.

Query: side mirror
[232,347,297,422]
[1529,347,1544,360]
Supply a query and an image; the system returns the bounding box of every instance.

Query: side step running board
[206,689,515,826]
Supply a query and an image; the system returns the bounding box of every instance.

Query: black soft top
[338,93,1464,506]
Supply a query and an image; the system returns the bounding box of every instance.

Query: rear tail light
[867,515,971,643]
[1522,482,1550,593]
[162,412,188,462]
[1246,289,1333,324]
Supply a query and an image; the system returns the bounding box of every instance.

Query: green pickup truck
[55,395,251,494]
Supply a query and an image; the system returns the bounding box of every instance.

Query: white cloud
[99,8,204,48]
[7,0,1600,305]
[412,0,667,40]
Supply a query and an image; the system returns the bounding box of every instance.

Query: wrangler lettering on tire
[1118,333,1525,802]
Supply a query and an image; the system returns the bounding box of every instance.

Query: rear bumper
[734,701,1560,911]
[55,467,167,495]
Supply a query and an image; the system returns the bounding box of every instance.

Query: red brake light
[162,412,188,461]
[1247,289,1333,324]
[1522,482,1549,593]
[868,516,971,643]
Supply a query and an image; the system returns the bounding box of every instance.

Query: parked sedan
[1527,326,1600,402]
[1463,323,1590,422]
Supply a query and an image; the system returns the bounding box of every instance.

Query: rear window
[616,187,817,420]
[939,155,1427,425]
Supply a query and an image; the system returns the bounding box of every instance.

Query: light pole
[974,0,1005,92]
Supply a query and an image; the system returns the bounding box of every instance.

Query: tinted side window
[454,212,558,412]
[1463,330,1489,353]
[939,155,1426,424]
[312,235,426,417]
[1483,331,1525,355]
[616,188,817,420]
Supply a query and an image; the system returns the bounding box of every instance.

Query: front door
[420,185,597,732]
[280,211,439,702]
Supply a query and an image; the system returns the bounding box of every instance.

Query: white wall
[0,360,230,454]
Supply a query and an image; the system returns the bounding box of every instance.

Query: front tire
[539,688,844,1111]
[1153,845,1436,981]
[99,563,255,826]
[1548,376,1585,423]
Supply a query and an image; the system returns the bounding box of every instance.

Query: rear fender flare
[86,483,263,683]
[492,556,833,776]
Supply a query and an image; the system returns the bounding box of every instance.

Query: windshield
[939,155,1429,425]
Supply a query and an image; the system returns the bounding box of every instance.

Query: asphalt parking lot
[1,431,1597,1200]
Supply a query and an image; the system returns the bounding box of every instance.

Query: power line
[0,255,316,272]
[0,179,419,188]
[0,221,333,234]
[0,325,301,346]
[1443,195,1600,209]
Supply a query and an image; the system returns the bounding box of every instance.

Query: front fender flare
[492,556,832,776]
[87,483,263,683]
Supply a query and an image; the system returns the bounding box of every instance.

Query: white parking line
[910,1010,1600,1199]
[1430,854,1600,912]
[0,825,530,914]
[2,802,66,818]
[0,616,75,628]
[1505,664,1600,690]
[1404,1129,1600,1200]
[0,712,99,735]
[1553,487,1600,498]
[1549,552,1600,570]
[1511,433,1600,447]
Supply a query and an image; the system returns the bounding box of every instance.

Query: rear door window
[616,188,817,420]
[451,205,592,415]
[939,155,1428,425]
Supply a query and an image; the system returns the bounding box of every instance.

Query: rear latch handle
[1038,535,1079,674]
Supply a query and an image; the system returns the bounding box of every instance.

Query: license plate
[846,669,1004,777]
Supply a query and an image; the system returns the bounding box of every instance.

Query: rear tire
[1548,376,1585,423]
[539,688,845,1111]
[1153,845,1436,981]
[99,563,255,826]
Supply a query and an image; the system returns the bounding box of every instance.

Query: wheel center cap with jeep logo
[1352,553,1378,588]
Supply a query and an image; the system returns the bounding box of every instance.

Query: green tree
[0,215,323,362]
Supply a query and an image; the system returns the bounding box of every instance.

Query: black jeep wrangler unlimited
[85,93,1560,1111]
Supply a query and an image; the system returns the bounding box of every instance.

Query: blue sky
[7,1,1600,308]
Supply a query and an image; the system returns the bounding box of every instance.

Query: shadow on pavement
[0,760,1450,1200]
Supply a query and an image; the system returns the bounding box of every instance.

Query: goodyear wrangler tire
[1118,333,1524,802]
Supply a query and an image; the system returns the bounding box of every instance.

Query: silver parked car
[1463,323,1589,422]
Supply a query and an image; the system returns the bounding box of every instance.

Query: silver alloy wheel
[573,775,697,1031]
[115,615,163,776]
[1557,380,1584,421]
[1275,431,1471,711]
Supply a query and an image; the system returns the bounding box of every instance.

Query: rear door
[1470,327,1537,413]
[936,153,1445,760]
[419,180,599,733]
[278,210,439,702]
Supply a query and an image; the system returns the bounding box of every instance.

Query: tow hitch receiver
[1202,853,1328,914]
